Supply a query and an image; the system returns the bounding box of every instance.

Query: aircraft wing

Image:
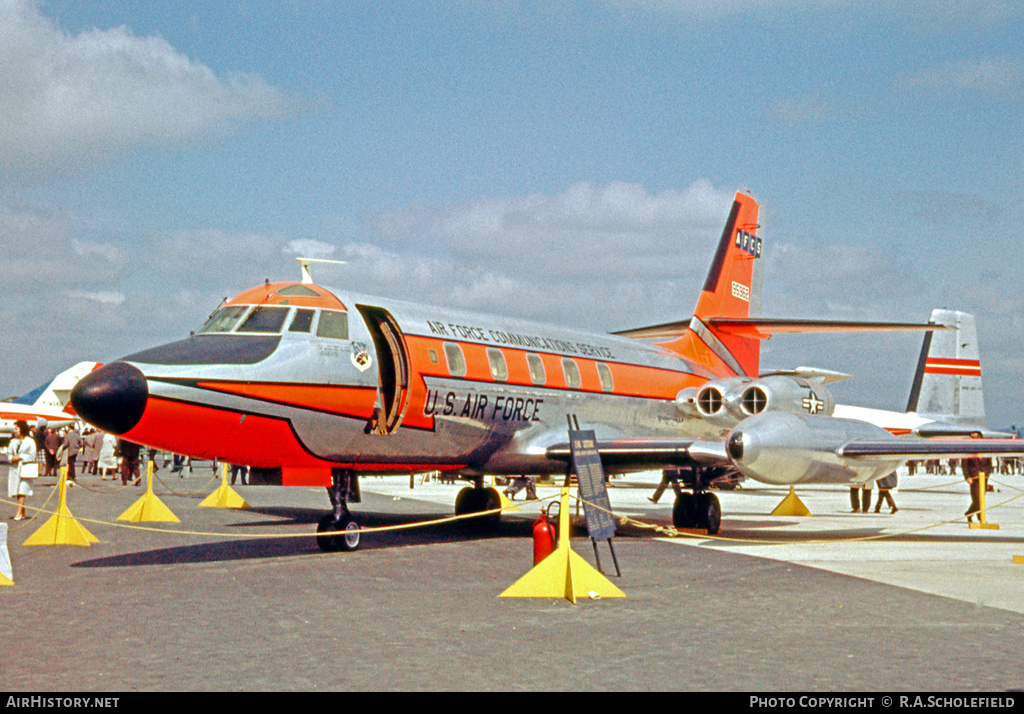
[839,438,1024,460]
[545,430,1024,481]
[545,438,729,471]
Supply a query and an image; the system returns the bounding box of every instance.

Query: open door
[357,305,410,434]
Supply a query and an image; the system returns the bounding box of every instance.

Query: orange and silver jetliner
[70,193,1024,550]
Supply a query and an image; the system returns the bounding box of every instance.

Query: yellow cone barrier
[118,461,180,523]
[23,468,99,546]
[771,486,812,517]
[200,463,249,509]
[500,488,624,603]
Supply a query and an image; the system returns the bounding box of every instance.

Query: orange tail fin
[660,192,763,377]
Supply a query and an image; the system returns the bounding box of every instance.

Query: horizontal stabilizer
[762,367,851,385]
[613,318,947,341]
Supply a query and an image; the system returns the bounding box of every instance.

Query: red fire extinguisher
[533,507,556,565]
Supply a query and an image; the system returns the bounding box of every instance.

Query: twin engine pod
[676,375,835,430]
[725,411,903,486]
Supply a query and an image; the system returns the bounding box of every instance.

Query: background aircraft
[70,193,1023,550]
[1,361,100,442]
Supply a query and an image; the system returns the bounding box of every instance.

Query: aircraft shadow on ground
[70,508,536,569]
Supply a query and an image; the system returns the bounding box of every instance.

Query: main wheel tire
[316,513,362,552]
[672,492,696,529]
[695,492,722,535]
[454,487,502,528]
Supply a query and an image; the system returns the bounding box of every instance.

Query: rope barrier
[1,478,1019,545]
[0,492,559,540]
[573,486,1024,546]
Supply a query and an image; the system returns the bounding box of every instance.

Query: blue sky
[1,0,1022,428]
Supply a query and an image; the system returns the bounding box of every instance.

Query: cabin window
[289,309,315,333]
[487,348,508,382]
[527,353,546,385]
[597,362,614,392]
[444,342,466,377]
[316,310,349,340]
[197,306,249,334]
[428,349,439,365]
[237,306,290,334]
[562,358,581,389]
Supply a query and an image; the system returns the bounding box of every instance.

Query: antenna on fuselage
[296,257,348,284]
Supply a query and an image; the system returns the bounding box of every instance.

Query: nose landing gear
[317,469,362,552]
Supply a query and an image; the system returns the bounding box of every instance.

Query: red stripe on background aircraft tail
[658,192,763,376]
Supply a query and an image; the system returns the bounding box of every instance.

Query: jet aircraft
[70,193,1024,550]
[2,361,100,441]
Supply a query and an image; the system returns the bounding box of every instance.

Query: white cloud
[0,0,293,170]
[283,238,337,259]
[67,290,126,306]
[897,57,1023,99]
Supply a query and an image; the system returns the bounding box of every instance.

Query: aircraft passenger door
[356,305,410,434]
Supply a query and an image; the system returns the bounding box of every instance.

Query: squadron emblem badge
[351,342,372,372]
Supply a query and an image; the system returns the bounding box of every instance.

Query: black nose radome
[70,362,148,435]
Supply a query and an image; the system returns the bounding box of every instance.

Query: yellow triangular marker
[771,486,812,517]
[118,462,180,523]
[0,573,12,586]
[24,468,99,546]
[490,476,520,512]
[200,463,249,509]
[500,488,624,603]
[497,490,520,513]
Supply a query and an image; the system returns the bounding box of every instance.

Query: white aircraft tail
[906,310,985,427]
[12,361,100,411]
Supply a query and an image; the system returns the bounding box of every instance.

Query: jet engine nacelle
[683,375,835,429]
[725,411,902,486]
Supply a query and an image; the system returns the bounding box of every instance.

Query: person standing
[873,472,898,514]
[43,428,60,477]
[82,428,102,476]
[118,438,141,486]
[97,432,118,479]
[8,421,37,521]
[62,424,82,484]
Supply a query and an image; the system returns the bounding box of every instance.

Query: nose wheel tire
[317,514,362,552]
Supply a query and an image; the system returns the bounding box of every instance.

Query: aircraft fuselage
[73,280,720,487]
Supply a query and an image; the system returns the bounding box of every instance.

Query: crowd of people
[5,421,246,521]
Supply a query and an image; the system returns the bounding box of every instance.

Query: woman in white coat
[97,432,118,478]
[8,421,37,520]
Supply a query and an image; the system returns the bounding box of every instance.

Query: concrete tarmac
[2,464,1023,692]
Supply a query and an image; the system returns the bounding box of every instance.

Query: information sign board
[568,430,617,541]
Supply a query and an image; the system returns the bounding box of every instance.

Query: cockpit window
[237,306,290,334]
[277,285,323,298]
[316,310,349,340]
[197,306,249,334]
[289,309,315,333]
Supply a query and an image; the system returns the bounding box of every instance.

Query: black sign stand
[567,416,621,577]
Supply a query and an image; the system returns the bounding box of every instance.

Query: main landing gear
[673,491,721,534]
[665,466,729,535]
[317,469,362,552]
[454,480,503,528]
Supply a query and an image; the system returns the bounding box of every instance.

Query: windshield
[197,306,249,334]
[237,306,291,334]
